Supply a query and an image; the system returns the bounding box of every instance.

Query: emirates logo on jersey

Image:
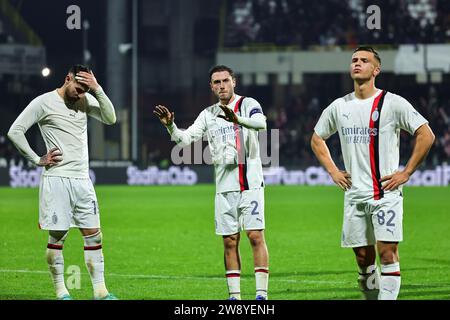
[341,126,377,144]
[342,126,377,136]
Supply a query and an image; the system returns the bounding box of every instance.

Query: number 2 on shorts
[251,201,259,215]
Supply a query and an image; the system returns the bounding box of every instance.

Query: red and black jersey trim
[233,97,249,192]
[369,90,387,200]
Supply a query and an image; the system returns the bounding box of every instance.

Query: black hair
[209,65,235,80]
[353,46,381,64]
[68,64,91,75]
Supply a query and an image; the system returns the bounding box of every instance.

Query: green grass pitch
[0,185,449,300]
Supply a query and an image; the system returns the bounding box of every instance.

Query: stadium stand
[223,0,450,48]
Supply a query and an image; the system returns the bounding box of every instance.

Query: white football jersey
[314,89,428,202]
[167,94,266,193]
[8,88,116,178]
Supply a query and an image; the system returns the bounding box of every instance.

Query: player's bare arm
[381,124,435,191]
[75,71,100,92]
[218,105,238,123]
[154,105,174,127]
[38,147,63,167]
[311,132,352,191]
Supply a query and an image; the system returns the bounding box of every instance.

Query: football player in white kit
[154,65,269,300]
[8,65,118,300]
[311,47,435,300]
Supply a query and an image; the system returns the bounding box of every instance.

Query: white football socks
[47,231,69,299]
[46,246,70,299]
[255,267,269,299]
[83,231,108,299]
[379,262,401,300]
[226,270,241,299]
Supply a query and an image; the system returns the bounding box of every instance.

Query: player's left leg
[72,178,117,300]
[377,241,401,300]
[79,227,116,300]
[241,187,269,300]
[371,194,403,300]
[246,230,269,300]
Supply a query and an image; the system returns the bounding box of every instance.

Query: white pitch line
[4,269,450,288]
[0,269,346,285]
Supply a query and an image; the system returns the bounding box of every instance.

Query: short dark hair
[209,65,235,80]
[353,46,381,64]
[68,64,91,75]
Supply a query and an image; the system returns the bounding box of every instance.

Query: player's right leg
[341,199,379,300]
[46,230,71,300]
[215,191,241,299]
[39,176,73,299]
[223,233,242,300]
[353,245,380,300]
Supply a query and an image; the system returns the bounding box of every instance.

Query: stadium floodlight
[118,43,132,54]
[41,67,51,77]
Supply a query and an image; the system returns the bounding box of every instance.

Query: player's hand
[38,147,63,167]
[154,105,174,127]
[380,171,410,191]
[330,170,352,191]
[218,105,238,124]
[75,70,100,91]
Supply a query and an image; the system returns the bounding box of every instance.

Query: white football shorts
[214,187,265,235]
[341,193,403,248]
[39,176,100,230]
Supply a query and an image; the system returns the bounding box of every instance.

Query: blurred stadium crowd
[224,0,450,48]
